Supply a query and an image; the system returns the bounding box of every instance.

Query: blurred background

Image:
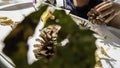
[0,0,97,68]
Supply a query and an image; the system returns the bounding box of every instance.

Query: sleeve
[70,0,103,19]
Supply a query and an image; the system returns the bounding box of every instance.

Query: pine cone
[33,25,61,59]
[87,1,120,29]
